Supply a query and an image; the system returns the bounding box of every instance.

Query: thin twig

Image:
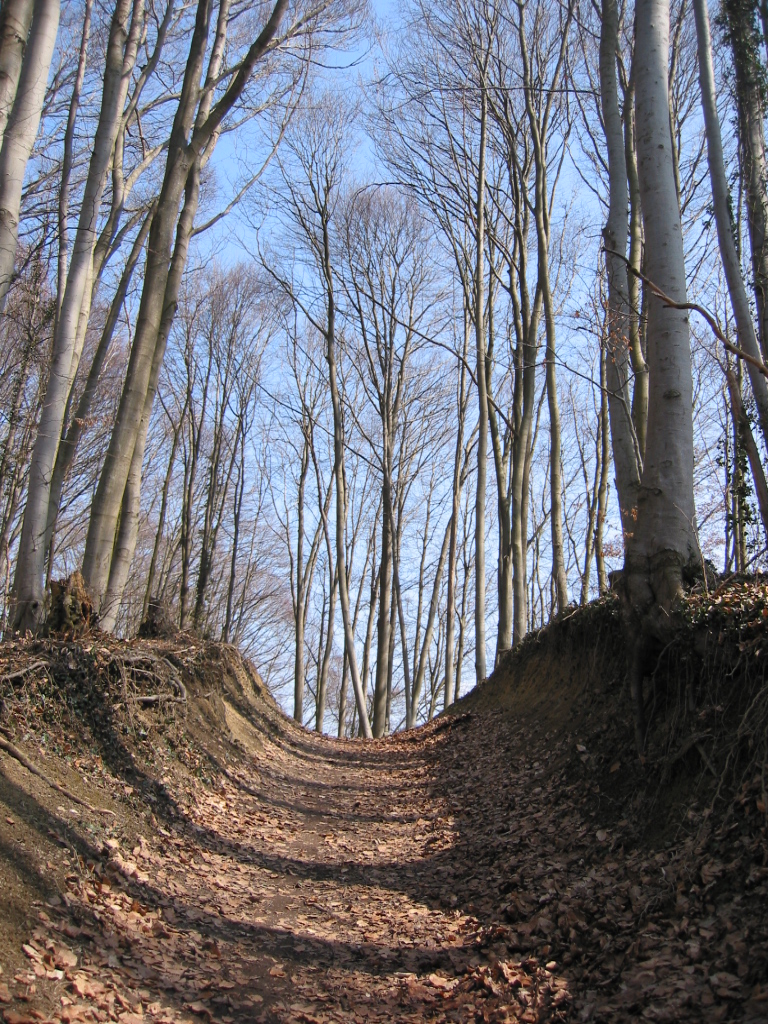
[605,247,768,378]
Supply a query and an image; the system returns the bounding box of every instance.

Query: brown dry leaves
[1,664,767,1024]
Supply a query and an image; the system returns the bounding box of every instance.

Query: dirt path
[2,681,767,1023]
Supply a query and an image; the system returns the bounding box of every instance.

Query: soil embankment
[1,591,767,1022]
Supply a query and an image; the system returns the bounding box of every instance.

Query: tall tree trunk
[143,416,182,622]
[359,561,379,727]
[474,85,488,684]
[338,648,349,738]
[596,346,610,593]
[544,303,568,612]
[624,79,649,460]
[82,0,288,610]
[324,222,372,737]
[723,0,768,360]
[629,0,697,600]
[385,558,397,734]
[694,0,768,445]
[99,429,143,634]
[510,294,539,646]
[0,0,59,313]
[727,366,768,538]
[518,0,572,615]
[625,0,698,749]
[444,336,469,709]
[372,460,392,737]
[409,518,451,727]
[292,438,309,723]
[315,565,337,733]
[82,167,202,606]
[485,260,513,663]
[45,207,154,570]
[393,526,412,725]
[0,0,35,146]
[99,322,167,632]
[600,0,643,536]
[222,437,245,643]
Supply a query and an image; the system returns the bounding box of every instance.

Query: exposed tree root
[0,729,115,816]
[0,660,51,684]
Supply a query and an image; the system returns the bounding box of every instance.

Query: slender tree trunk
[600,0,643,535]
[324,220,372,737]
[596,346,610,593]
[511,296,539,646]
[99,325,166,633]
[474,85,488,684]
[533,162,567,614]
[143,417,182,622]
[99,431,143,634]
[724,0,768,360]
[727,367,768,538]
[360,562,379,725]
[223,438,245,643]
[544,299,568,611]
[83,174,201,607]
[178,444,194,629]
[393,527,412,725]
[372,457,392,737]
[46,205,154,566]
[694,0,768,445]
[338,648,349,738]
[624,80,649,459]
[315,565,337,733]
[455,519,471,701]
[444,341,469,709]
[385,562,397,734]
[485,271,513,662]
[409,518,451,726]
[293,440,309,723]
[578,408,602,605]
[518,0,572,614]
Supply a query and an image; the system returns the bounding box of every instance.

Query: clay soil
[1,599,767,1023]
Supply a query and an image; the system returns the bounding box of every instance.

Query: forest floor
[1,593,767,1023]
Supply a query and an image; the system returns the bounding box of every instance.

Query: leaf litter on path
[0,635,766,1023]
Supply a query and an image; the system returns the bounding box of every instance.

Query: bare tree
[341,186,439,735]
[79,0,304,622]
[264,93,373,736]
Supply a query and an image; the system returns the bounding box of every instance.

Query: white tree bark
[83,0,289,611]
[0,0,59,312]
[12,0,142,631]
[625,0,697,614]
[0,0,35,145]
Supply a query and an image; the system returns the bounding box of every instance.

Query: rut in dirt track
[5,694,768,1024]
